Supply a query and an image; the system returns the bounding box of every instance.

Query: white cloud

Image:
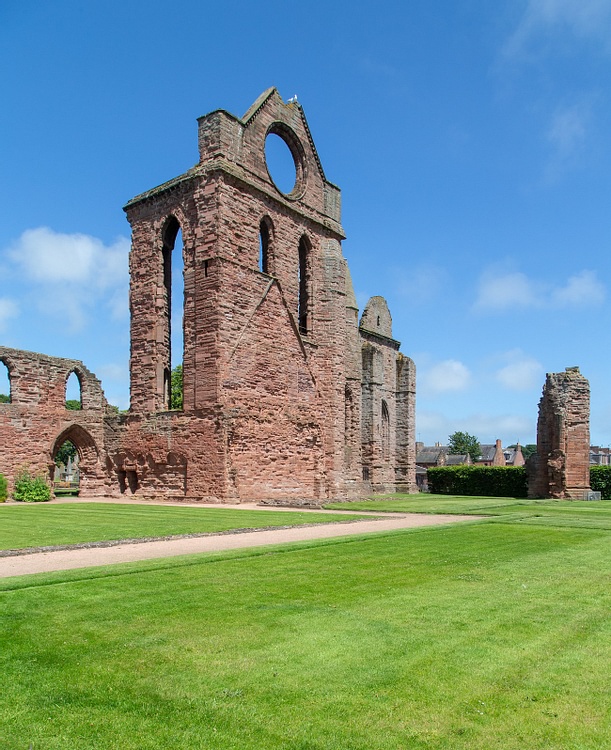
[3,227,129,332]
[417,409,535,446]
[420,359,471,394]
[495,350,544,391]
[551,269,606,306]
[547,104,588,155]
[360,56,400,80]
[544,100,594,180]
[474,268,605,311]
[8,227,128,287]
[474,271,540,310]
[505,0,611,57]
[0,298,18,331]
[108,287,129,321]
[395,264,447,304]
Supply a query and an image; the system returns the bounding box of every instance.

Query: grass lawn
[325,494,611,530]
[0,502,371,552]
[1,497,610,749]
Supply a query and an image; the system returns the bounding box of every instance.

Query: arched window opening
[162,217,184,410]
[345,384,356,468]
[170,364,183,410]
[53,440,79,495]
[345,385,353,436]
[259,219,271,274]
[65,371,82,410]
[265,131,298,195]
[381,400,390,461]
[298,236,310,335]
[0,360,10,403]
[51,425,98,497]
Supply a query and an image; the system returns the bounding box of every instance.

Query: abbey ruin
[0,89,417,503]
[529,367,592,499]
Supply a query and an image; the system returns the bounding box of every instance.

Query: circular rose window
[264,124,305,199]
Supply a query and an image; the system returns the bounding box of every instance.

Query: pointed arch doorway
[51,425,102,497]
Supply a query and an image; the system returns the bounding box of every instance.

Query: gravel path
[0,499,482,579]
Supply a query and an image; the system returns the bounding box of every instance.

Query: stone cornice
[124,160,345,239]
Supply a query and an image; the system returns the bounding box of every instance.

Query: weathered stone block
[529,367,591,499]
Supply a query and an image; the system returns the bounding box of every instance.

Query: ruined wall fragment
[0,346,113,496]
[529,367,591,499]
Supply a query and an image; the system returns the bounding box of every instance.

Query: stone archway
[51,424,102,497]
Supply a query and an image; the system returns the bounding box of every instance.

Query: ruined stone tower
[529,367,591,499]
[115,88,416,501]
[0,89,416,502]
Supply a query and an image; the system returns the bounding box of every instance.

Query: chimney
[513,442,525,467]
[492,439,506,466]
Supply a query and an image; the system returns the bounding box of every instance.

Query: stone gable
[0,90,417,503]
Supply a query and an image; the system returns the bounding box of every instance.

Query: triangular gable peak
[241,87,326,182]
[197,88,342,227]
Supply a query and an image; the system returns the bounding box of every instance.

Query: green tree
[171,364,183,410]
[66,399,81,410]
[0,394,9,403]
[55,440,78,468]
[448,431,481,463]
[508,444,537,460]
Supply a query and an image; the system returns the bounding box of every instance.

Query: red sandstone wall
[0,347,111,496]
[2,91,417,504]
[530,367,590,499]
[121,90,353,502]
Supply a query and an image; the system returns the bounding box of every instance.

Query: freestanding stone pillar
[529,367,591,499]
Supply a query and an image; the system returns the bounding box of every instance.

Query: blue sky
[1,0,610,448]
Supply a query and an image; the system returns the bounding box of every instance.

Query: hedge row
[0,473,6,502]
[427,465,528,497]
[590,465,611,500]
[428,464,611,499]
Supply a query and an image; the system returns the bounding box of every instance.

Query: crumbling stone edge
[1,516,390,558]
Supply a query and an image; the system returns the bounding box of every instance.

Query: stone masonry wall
[0,346,113,496]
[0,90,417,503]
[529,367,591,499]
[360,297,417,494]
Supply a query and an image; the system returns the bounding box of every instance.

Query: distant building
[590,446,611,465]
[415,442,471,468]
[416,439,525,469]
[504,444,525,467]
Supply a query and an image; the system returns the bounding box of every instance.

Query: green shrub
[0,473,7,502]
[13,468,51,503]
[427,465,528,497]
[590,465,611,500]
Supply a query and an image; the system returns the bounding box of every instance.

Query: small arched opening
[298,235,311,335]
[162,216,184,410]
[0,359,11,403]
[259,218,274,274]
[53,439,79,495]
[65,370,82,410]
[51,425,100,497]
[344,384,356,468]
[381,400,390,462]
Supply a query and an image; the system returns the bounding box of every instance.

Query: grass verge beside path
[325,494,611,530]
[1,519,610,749]
[0,502,371,552]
